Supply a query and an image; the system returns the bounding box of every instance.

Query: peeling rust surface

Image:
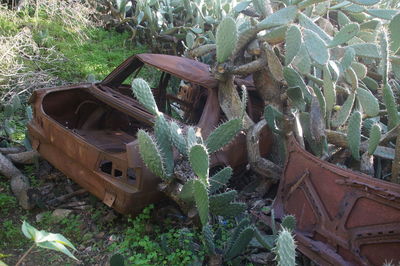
[271,135,400,265]
[27,53,272,215]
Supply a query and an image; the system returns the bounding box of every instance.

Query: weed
[0,220,28,249]
[0,193,17,215]
[110,205,205,265]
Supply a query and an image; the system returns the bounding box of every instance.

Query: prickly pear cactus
[347,111,362,160]
[205,118,242,153]
[189,144,209,184]
[216,17,237,63]
[131,78,159,115]
[193,179,209,226]
[274,228,296,266]
[154,114,174,177]
[368,123,381,155]
[209,167,233,194]
[281,215,296,232]
[137,129,166,179]
[225,226,254,261]
[202,224,216,254]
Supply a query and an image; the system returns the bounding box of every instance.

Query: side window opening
[100,160,112,175]
[127,168,136,184]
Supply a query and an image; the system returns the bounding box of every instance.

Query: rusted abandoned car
[258,135,400,265]
[27,53,271,215]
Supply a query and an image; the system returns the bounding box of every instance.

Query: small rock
[103,210,117,222]
[36,212,47,222]
[51,208,72,219]
[95,232,105,239]
[249,252,274,264]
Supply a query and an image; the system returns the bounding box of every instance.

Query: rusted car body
[28,53,271,215]
[269,135,400,265]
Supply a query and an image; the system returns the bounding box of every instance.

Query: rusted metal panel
[272,135,400,265]
[28,54,272,215]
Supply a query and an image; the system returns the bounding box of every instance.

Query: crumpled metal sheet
[272,135,400,265]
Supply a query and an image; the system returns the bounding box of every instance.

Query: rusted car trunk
[271,136,400,265]
[28,53,272,215]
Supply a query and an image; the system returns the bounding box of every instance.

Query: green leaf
[285,25,302,66]
[389,13,400,53]
[356,87,379,117]
[332,93,355,128]
[22,221,36,240]
[256,6,297,30]
[216,17,237,63]
[347,111,362,160]
[21,221,77,260]
[348,43,380,58]
[189,144,209,183]
[193,179,209,226]
[303,29,329,65]
[328,23,360,47]
[37,241,77,260]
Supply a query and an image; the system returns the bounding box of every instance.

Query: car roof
[136,54,218,89]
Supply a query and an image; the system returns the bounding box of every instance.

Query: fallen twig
[46,188,87,206]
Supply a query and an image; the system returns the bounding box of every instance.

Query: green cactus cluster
[132,77,252,260]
